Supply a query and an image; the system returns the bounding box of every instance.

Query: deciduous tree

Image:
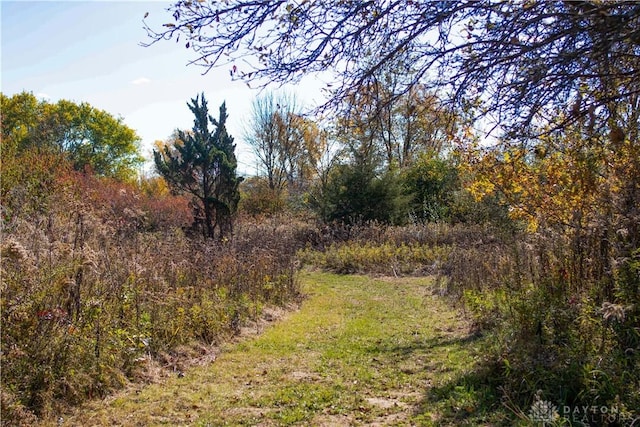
[1,92,143,181]
[244,91,325,193]
[337,81,456,169]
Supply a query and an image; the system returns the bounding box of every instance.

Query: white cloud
[130,77,151,85]
[36,92,51,100]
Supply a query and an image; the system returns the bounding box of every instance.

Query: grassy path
[50,272,501,426]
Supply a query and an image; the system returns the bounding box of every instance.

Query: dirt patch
[238,305,296,338]
[225,406,273,418]
[289,371,322,381]
[368,411,412,426]
[365,397,408,409]
[311,413,354,426]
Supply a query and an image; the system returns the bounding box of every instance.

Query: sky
[1,0,326,175]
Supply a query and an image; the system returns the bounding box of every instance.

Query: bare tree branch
[143,0,640,134]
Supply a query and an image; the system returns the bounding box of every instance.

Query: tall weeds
[301,220,639,421]
[299,221,497,276]
[442,225,639,420]
[1,173,302,424]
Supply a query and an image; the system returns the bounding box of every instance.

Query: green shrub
[313,160,409,225]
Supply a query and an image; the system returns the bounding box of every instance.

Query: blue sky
[1,1,325,175]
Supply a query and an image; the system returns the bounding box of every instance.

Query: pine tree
[154,94,242,239]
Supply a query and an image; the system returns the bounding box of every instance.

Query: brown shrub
[1,177,301,424]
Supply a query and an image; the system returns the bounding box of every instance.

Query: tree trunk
[203,200,216,239]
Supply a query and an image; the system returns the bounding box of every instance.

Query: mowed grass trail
[48,271,503,426]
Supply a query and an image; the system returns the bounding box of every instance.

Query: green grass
[44,271,510,426]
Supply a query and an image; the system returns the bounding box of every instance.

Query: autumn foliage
[2,68,639,423]
[1,159,301,424]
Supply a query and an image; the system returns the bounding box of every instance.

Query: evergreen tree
[316,148,408,225]
[154,94,242,239]
[402,153,459,223]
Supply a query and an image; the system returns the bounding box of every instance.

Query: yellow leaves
[153,139,167,151]
[467,179,495,200]
[502,150,511,163]
[460,120,629,233]
[525,217,539,233]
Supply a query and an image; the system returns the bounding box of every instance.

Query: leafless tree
[244,91,323,192]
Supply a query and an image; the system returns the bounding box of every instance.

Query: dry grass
[1,174,303,425]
